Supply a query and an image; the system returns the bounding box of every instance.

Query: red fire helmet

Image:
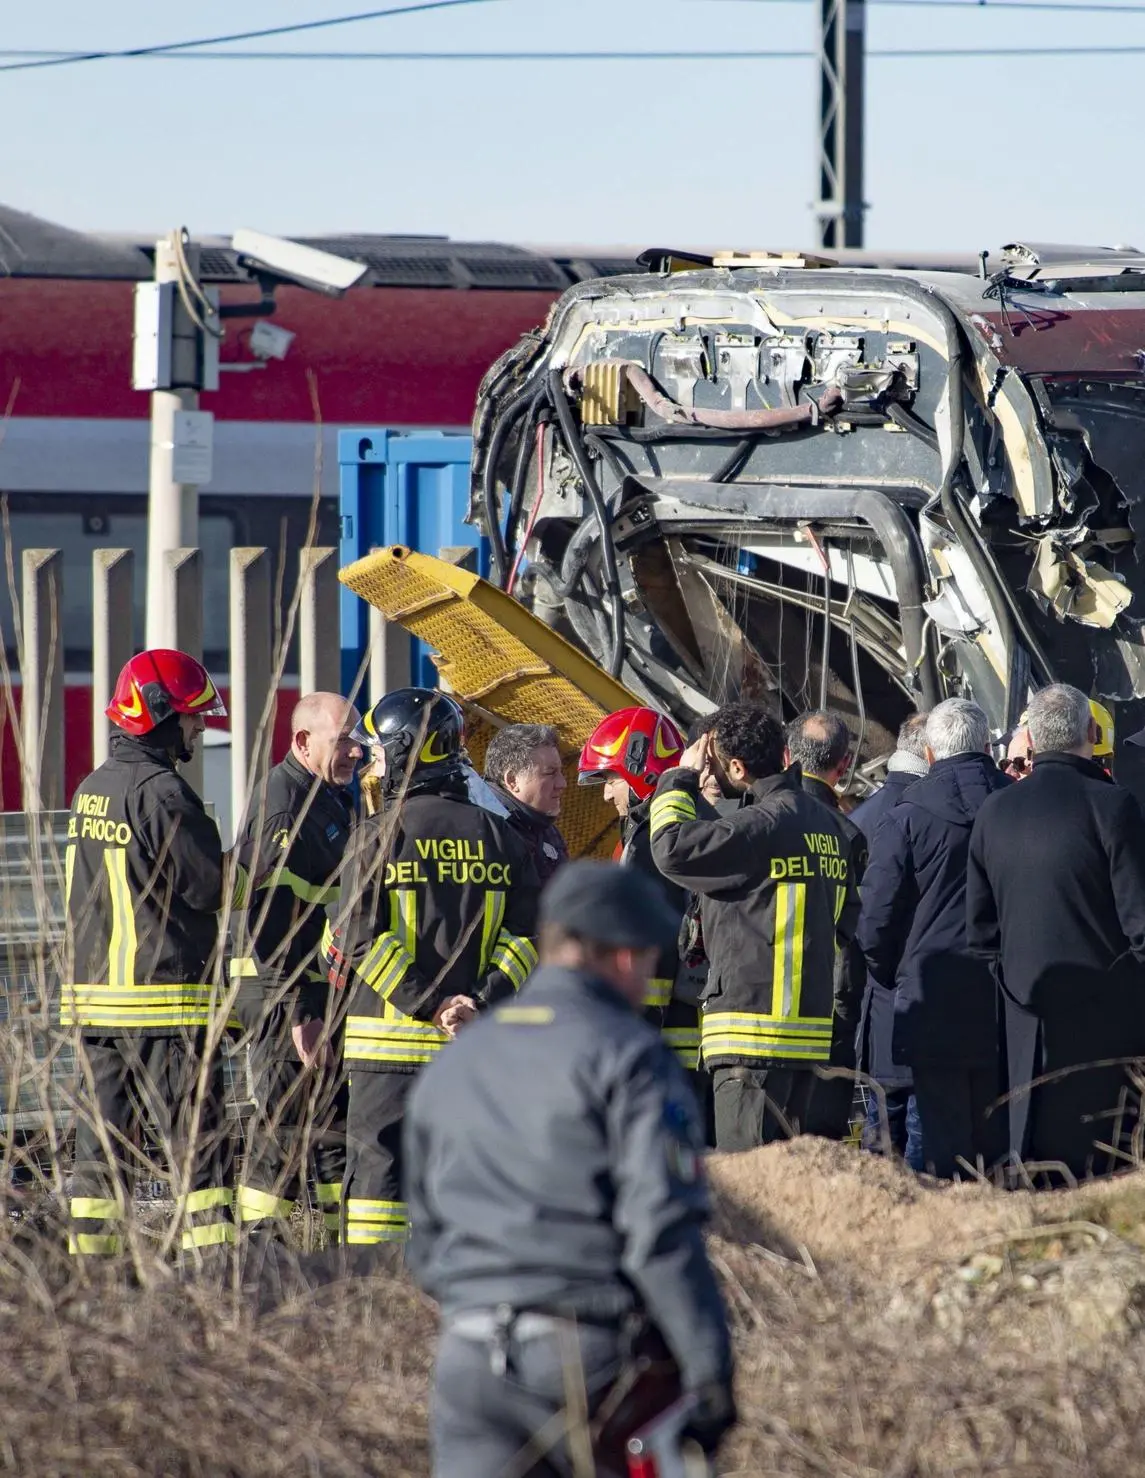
[106,649,227,736]
[578,706,685,801]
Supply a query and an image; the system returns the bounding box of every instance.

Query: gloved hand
[681,1380,737,1454]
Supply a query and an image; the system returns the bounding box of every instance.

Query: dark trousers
[711,1065,816,1151]
[70,1032,232,1256]
[343,1069,414,1246]
[237,1025,348,1241]
[433,1320,679,1478]
[912,1065,1004,1179]
[803,1013,858,1141]
[862,1087,923,1170]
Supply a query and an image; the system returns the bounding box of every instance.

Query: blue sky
[1,0,1142,253]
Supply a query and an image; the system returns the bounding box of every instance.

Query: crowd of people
[55,646,1145,1474]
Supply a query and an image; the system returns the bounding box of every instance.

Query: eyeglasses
[1002,756,1030,777]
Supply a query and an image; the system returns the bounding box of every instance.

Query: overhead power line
[707,0,1145,9]
[1,44,1142,61]
[0,0,500,75]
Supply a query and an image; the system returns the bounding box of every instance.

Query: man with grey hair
[849,709,930,1166]
[857,698,1009,1176]
[968,683,1145,1180]
[484,724,569,885]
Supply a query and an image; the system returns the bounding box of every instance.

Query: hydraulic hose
[547,368,625,678]
[503,386,548,575]
[481,393,533,587]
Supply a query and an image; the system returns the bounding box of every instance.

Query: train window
[0,504,236,665]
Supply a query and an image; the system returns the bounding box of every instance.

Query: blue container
[338,428,480,693]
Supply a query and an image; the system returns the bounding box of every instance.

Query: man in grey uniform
[404,860,735,1478]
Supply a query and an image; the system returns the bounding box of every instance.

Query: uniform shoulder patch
[494,1005,555,1025]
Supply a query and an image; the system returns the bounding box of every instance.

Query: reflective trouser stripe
[643,977,673,1010]
[68,1194,124,1257]
[183,1223,236,1249]
[316,1181,343,1239]
[235,1184,294,1223]
[663,1026,701,1070]
[183,1186,231,1214]
[346,1198,408,1245]
[69,1233,122,1256]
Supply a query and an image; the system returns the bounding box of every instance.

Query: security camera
[231,228,368,297]
[249,320,295,361]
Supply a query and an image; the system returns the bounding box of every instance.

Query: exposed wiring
[173,228,222,340]
[5,44,1145,60]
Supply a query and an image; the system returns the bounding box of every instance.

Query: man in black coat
[483,723,569,886]
[967,683,1145,1181]
[857,700,1009,1177]
[784,710,867,1139]
[850,712,929,1163]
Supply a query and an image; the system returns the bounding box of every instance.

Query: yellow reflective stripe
[182,1223,236,1249]
[64,842,76,909]
[834,884,847,925]
[346,1226,408,1244]
[314,1182,343,1206]
[391,888,417,957]
[771,882,807,1021]
[229,957,259,978]
[348,1198,405,1218]
[662,1026,701,1046]
[346,1198,408,1243]
[649,790,698,837]
[643,977,673,1009]
[703,1011,833,1032]
[256,867,340,906]
[701,1008,832,1062]
[320,920,335,956]
[235,1185,293,1221]
[182,1187,233,1214]
[69,1233,122,1256]
[70,1197,122,1221]
[105,847,137,989]
[479,890,507,975]
[231,863,252,910]
[490,932,536,991]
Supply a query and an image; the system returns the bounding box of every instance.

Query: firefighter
[230,692,361,1242]
[405,860,735,1478]
[576,707,700,1077]
[650,703,860,1151]
[323,688,539,1251]
[784,710,869,1140]
[61,649,249,1257]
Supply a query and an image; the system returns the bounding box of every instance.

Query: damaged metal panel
[469,246,1145,784]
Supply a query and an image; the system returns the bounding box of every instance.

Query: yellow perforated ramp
[339,546,642,859]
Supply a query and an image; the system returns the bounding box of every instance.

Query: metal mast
[816,0,867,249]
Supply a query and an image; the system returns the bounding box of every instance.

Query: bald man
[231,692,361,1243]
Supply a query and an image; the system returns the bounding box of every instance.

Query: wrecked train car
[468,243,1145,781]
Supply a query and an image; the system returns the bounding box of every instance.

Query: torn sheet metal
[1027,537,1133,628]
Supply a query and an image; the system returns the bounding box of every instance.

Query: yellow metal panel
[339,546,642,859]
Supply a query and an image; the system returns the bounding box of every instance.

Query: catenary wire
[0,0,502,75]
[0,45,1139,59]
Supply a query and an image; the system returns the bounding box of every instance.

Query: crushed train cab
[468,242,1145,786]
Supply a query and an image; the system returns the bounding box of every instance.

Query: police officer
[324,688,539,1251]
[231,692,361,1242]
[577,706,700,1075]
[405,860,735,1478]
[62,649,249,1256]
[650,703,860,1150]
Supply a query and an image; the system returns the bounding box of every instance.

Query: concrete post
[145,236,205,649]
[229,547,273,836]
[368,545,412,707]
[298,546,339,696]
[21,549,64,811]
[165,547,204,797]
[92,548,135,769]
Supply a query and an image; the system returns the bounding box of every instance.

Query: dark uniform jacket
[800,773,868,1028]
[232,752,354,1031]
[404,964,731,1394]
[967,751,1145,1170]
[849,767,921,1086]
[61,730,249,1035]
[487,781,568,886]
[621,799,699,1070]
[324,774,540,1075]
[649,766,860,1070]
[858,752,1009,1069]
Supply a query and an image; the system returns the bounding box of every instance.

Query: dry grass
[3,1141,1145,1475]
